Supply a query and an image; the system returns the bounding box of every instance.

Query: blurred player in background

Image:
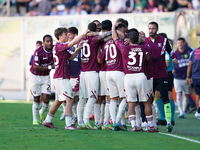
[29,41,42,65]
[30,35,54,125]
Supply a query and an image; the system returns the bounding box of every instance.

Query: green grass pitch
[0,102,200,150]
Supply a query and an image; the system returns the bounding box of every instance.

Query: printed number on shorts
[128,52,143,66]
[105,44,117,60]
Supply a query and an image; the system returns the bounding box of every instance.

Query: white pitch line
[126,124,200,144]
[159,132,200,144]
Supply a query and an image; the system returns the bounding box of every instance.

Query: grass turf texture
[0,102,200,150]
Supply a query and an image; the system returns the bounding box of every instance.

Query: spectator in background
[144,0,157,12]
[54,0,69,14]
[133,0,147,13]
[92,0,105,14]
[108,0,124,13]
[192,0,200,9]
[37,0,52,15]
[166,0,179,11]
[29,0,41,11]
[152,2,167,12]
[15,0,30,16]
[77,0,92,14]
[125,0,134,13]
[177,0,193,8]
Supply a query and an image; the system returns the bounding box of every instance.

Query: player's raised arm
[98,31,112,41]
[67,29,89,48]
[69,41,83,60]
[112,23,120,42]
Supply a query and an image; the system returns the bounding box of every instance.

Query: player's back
[30,46,53,76]
[122,44,147,74]
[81,36,99,72]
[103,39,123,72]
[53,42,71,79]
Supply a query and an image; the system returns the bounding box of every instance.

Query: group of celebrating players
[29,18,178,133]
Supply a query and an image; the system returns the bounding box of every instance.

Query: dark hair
[116,18,128,27]
[43,35,52,42]
[158,33,168,38]
[101,19,112,31]
[116,23,127,30]
[54,27,68,40]
[92,20,100,24]
[177,37,185,42]
[128,28,139,44]
[88,22,96,32]
[36,41,42,45]
[68,27,78,35]
[148,21,159,29]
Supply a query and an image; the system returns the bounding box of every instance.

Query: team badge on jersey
[158,43,162,47]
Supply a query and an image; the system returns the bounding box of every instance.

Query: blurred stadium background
[0,1,199,100]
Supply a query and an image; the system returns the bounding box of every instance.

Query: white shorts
[30,73,51,97]
[106,71,125,98]
[79,71,99,99]
[174,78,191,94]
[99,71,109,96]
[70,78,79,97]
[124,73,149,102]
[147,78,154,97]
[54,78,73,101]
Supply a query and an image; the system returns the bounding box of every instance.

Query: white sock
[121,112,126,125]
[84,97,97,124]
[177,92,184,115]
[151,104,157,125]
[77,98,86,126]
[72,102,77,117]
[104,101,110,125]
[109,100,117,123]
[146,115,153,127]
[183,94,189,113]
[39,102,49,115]
[100,103,105,123]
[135,104,141,125]
[32,102,39,121]
[116,98,127,123]
[94,103,101,126]
[129,115,136,128]
[65,114,72,127]
[45,112,54,123]
[62,103,66,114]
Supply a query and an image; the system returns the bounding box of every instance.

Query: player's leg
[60,102,66,120]
[182,81,191,115]
[128,102,137,131]
[174,79,185,118]
[83,72,99,129]
[30,73,42,125]
[39,93,50,123]
[94,96,103,129]
[77,72,87,128]
[65,96,78,130]
[158,77,173,132]
[43,99,63,128]
[192,78,200,119]
[155,91,166,125]
[102,96,112,130]
[71,97,78,125]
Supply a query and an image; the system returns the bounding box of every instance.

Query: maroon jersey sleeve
[115,39,126,54]
[56,42,69,52]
